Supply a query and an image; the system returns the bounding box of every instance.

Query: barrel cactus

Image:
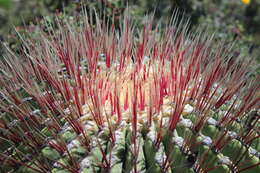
[0,9,259,173]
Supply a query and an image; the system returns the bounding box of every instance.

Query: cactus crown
[0,9,259,173]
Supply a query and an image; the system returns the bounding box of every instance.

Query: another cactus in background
[0,9,259,173]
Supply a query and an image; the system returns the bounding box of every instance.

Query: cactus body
[0,8,259,173]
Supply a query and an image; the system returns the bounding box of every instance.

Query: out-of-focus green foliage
[1,0,259,41]
[0,0,11,9]
[0,0,81,55]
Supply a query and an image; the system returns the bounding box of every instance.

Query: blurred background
[0,0,260,67]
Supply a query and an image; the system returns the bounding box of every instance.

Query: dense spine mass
[0,10,259,173]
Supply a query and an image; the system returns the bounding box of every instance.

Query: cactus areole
[0,9,259,173]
